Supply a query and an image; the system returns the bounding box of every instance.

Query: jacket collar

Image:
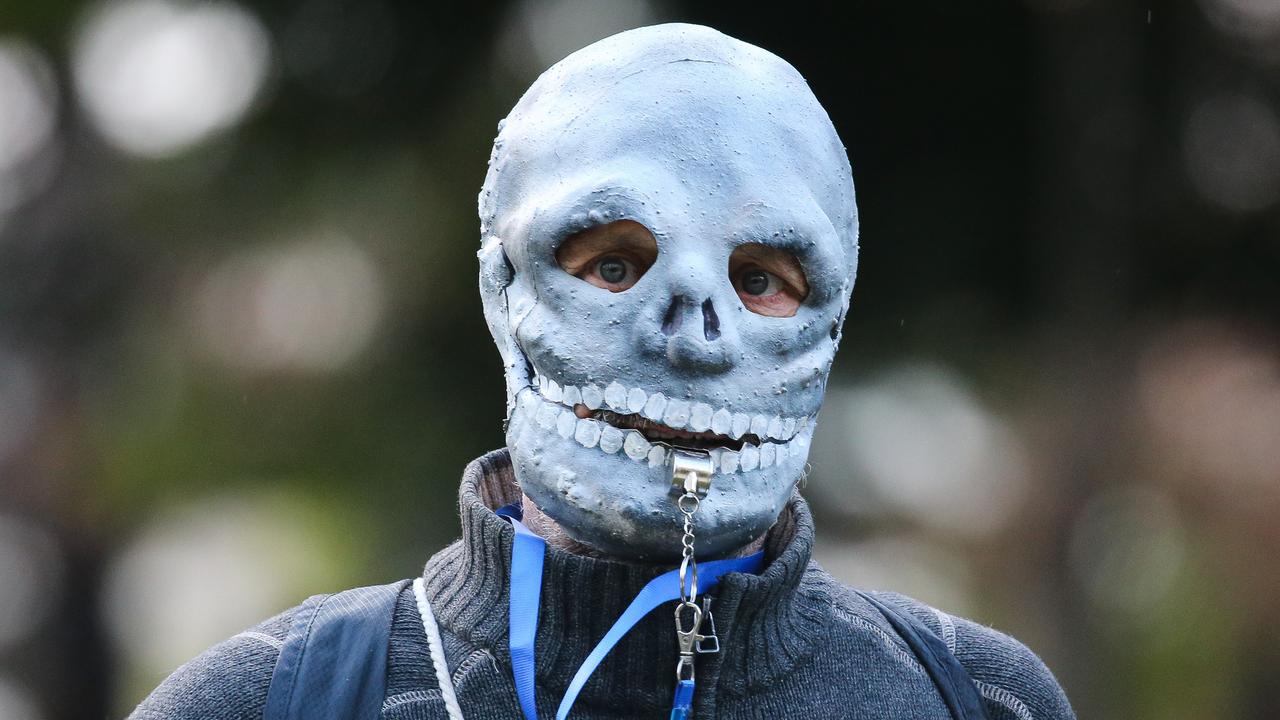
[421,449,829,712]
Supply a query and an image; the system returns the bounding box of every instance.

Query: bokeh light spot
[0,515,63,649]
[814,364,1029,538]
[496,0,659,82]
[194,234,385,373]
[816,535,976,618]
[0,352,43,465]
[0,39,57,175]
[1196,0,1280,43]
[0,677,42,720]
[1069,484,1186,615]
[0,39,59,223]
[102,491,357,687]
[1139,323,1280,491]
[72,0,271,158]
[1182,91,1280,213]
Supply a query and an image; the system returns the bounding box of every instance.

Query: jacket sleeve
[127,608,295,720]
[877,592,1076,720]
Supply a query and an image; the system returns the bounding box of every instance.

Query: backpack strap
[264,579,411,720]
[857,591,991,720]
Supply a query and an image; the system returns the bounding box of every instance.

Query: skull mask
[478,24,858,560]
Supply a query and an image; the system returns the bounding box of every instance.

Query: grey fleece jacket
[129,449,1075,719]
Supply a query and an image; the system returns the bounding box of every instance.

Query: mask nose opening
[662,295,684,336]
[663,295,723,341]
[701,299,720,341]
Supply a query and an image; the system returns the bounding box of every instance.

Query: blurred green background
[1,1,1278,718]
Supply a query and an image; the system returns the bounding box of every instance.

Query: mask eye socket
[556,220,658,293]
[730,244,808,317]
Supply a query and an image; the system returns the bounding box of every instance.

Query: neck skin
[520,492,768,561]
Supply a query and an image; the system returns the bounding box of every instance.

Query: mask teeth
[580,384,604,410]
[760,443,776,469]
[647,443,668,468]
[521,376,818,473]
[766,416,785,440]
[663,399,692,429]
[556,411,576,439]
[573,416,601,448]
[599,425,625,454]
[708,446,743,475]
[536,400,559,430]
[604,381,628,412]
[710,408,733,436]
[549,377,814,441]
[562,384,582,407]
[512,386,819,476]
[642,392,667,422]
[627,387,647,414]
[623,430,649,461]
[719,449,740,474]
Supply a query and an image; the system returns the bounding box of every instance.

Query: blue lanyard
[497,505,764,720]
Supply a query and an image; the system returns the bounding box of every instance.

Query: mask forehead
[488,45,857,274]
[478,24,858,559]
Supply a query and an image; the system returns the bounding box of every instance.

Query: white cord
[414,577,466,720]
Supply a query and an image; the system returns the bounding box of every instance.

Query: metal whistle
[668,448,714,499]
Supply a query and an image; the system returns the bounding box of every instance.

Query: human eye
[729,244,808,317]
[555,220,658,293]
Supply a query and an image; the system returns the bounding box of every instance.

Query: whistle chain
[669,452,717,720]
[678,490,700,604]
[672,490,704,720]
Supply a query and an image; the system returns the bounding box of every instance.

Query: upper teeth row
[533,374,810,441]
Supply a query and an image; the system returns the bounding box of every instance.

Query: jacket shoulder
[873,589,1075,720]
[809,567,1075,720]
[127,606,296,720]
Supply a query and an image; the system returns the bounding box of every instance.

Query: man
[131,24,1074,719]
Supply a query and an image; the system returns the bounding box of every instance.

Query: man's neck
[520,494,608,557]
[520,493,767,561]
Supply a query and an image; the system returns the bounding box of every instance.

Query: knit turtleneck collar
[421,449,830,715]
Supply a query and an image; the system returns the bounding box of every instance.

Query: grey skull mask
[478,24,858,560]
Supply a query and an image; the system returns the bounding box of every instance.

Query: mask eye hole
[556,220,658,293]
[729,244,808,317]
